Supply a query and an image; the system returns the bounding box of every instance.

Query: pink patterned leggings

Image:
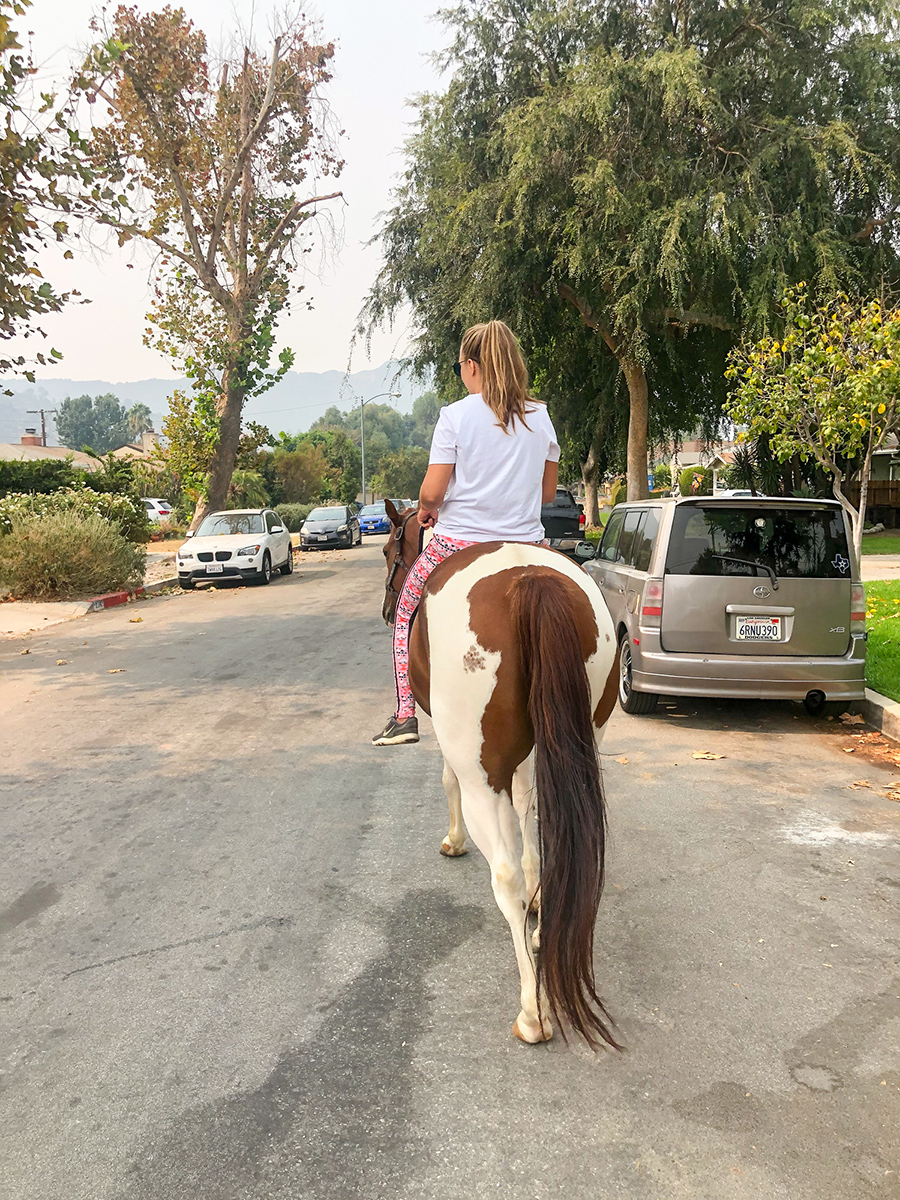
[393,532,476,720]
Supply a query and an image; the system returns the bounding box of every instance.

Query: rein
[385,510,425,602]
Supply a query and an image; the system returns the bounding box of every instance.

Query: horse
[380,501,621,1048]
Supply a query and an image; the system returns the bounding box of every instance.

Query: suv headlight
[337,524,348,532]
[178,552,193,561]
[237,544,261,557]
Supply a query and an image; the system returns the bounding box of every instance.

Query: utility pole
[358,391,401,506]
[27,408,57,447]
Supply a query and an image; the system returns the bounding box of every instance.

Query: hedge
[0,487,151,542]
[275,502,314,532]
[0,458,85,498]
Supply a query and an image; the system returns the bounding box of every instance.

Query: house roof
[0,444,102,470]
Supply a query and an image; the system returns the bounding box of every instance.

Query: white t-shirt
[428,392,560,542]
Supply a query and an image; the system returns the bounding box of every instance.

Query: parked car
[541,487,588,558]
[300,505,362,550]
[176,508,293,588]
[359,502,391,534]
[142,497,175,523]
[583,496,866,717]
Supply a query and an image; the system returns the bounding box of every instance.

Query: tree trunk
[190,368,245,530]
[581,429,602,527]
[623,359,649,501]
[854,429,876,566]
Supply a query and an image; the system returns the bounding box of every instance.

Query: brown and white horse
[381,502,620,1048]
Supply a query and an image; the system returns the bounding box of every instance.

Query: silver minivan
[583,497,866,717]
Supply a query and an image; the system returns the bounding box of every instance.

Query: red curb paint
[86,586,146,613]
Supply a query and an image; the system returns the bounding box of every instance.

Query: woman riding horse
[372,320,560,746]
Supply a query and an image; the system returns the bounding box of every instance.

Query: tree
[366,0,900,500]
[409,391,443,448]
[75,6,342,526]
[370,446,429,500]
[0,0,90,381]
[125,402,153,439]
[273,444,329,503]
[727,287,900,559]
[55,393,131,454]
[227,469,268,508]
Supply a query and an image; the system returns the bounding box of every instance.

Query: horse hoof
[512,1015,552,1044]
[440,841,468,857]
[531,927,541,951]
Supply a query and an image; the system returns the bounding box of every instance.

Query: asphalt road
[2,541,899,1200]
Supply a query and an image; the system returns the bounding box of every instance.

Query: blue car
[359,502,391,534]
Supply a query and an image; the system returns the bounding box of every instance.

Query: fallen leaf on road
[847,780,872,790]
[129,617,143,623]
[107,668,126,674]
[20,648,29,655]
[56,659,67,665]
[692,751,726,760]
[843,747,855,753]
[616,756,629,765]
[840,713,866,725]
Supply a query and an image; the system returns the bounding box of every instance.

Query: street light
[359,391,401,506]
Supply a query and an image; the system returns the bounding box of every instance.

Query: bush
[0,487,151,542]
[275,502,314,532]
[679,466,713,496]
[149,520,187,541]
[0,511,146,599]
[651,462,671,489]
[0,458,83,498]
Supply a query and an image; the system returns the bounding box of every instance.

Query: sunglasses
[453,357,479,378]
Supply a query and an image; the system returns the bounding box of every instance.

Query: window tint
[196,513,264,536]
[633,508,661,572]
[617,510,645,567]
[265,511,279,531]
[666,506,851,579]
[599,509,626,562]
[144,500,154,511]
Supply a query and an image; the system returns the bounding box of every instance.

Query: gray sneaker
[372,715,419,745]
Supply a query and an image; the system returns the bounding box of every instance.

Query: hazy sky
[10,0,444,382]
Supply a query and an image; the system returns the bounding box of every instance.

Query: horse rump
[510,571,620,1050]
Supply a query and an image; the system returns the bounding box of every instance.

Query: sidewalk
[860,553,900,581]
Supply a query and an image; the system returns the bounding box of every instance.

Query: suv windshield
[666,505,851,579]
[196,513,263,536]
[307,507,345,522]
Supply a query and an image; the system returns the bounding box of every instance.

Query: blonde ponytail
[460,319,534,433]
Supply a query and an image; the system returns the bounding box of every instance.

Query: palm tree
[126,403,154,440]
[227,470,268,508]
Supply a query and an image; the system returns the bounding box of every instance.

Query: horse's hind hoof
[440,840,468,857]
[512,1015,553,1044]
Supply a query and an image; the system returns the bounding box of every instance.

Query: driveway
[1,543,898,1200]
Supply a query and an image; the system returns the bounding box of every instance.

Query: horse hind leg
[455,773,551,1044]
[439,759,468,857]
[512,757,541,952]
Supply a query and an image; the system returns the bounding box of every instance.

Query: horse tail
[510,571,620,1050]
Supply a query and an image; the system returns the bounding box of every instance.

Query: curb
[860,687,900,744]
[85,577,180,612]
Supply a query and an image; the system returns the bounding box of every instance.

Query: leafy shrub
[0,487,151,542]
[0,458,82,497]
[679,467,712,496]
[651,462,671,489]
[149,520,186,541]
[275,502,313,532]
[0,512,146,599]
[609,478,627,506]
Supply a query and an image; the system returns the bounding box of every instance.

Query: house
[111,430,161,462]
[0,431,102,471]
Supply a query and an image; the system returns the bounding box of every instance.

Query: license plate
[205,563,224,574]
[317,534,328,541]
[736,615,781,641]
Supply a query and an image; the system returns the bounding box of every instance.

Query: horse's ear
[385,499,401,527]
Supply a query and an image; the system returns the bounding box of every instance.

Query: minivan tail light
[579,512,586,529]
[851,582,866,635]
[642,578,664,626]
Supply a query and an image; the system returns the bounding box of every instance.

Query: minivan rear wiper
[709,554,779,590]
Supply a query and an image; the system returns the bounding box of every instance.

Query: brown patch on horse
[593,658,619,732]
[466,566,599,795]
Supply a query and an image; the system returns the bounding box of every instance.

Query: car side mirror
[574,540,596,561]
[185,529,194,537]
[270,525,284,534]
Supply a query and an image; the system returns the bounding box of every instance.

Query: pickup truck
[540,487,587,556]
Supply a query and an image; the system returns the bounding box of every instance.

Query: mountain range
[0,362,423,446]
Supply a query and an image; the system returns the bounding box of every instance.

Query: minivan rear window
[666,506,851,579]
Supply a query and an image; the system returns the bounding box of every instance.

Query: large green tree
[0,0,89,379]
[366,0,900,499]
[75,6,342,526]
[55,392,131,454]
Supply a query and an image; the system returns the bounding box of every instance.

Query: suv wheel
[257,551,272,585]
[618,635,658,715]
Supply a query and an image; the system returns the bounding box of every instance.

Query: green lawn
[861,533,900,555]
[864,580,900,702]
